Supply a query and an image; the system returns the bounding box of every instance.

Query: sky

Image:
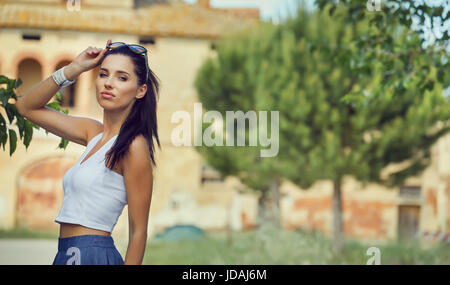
[183,0,449,47]
[182,0,449,96]
[183,0,315,22]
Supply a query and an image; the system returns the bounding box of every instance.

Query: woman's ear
[136,84,147,99]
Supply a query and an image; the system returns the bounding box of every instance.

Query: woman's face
[95,54,146,110]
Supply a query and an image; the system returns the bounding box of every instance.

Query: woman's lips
[101,92,114,99]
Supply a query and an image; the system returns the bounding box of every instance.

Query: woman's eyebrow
[100,68,130,76]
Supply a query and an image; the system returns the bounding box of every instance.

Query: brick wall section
[16,156,77,230]
[426,187,438,217]
[241,212,255,230]
[447,177,450,230]
[343,200,395,239]
[287,195,395,239]
[292,196,332,234]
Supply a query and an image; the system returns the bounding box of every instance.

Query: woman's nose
[104,77,114,88]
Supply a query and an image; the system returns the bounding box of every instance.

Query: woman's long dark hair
[102,45,161,170]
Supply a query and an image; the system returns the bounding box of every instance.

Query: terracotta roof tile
[0,2,260,38]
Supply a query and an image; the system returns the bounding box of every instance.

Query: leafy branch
[0,75,70,156]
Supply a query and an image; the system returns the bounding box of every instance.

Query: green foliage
[316,0,449,47]
[143,227,450,265]
[0,226,59,239]
[194,22,283,193]
[0,75,70,155]
[194,2,450,193]
[315,0,449,105]
[275,4,450,188]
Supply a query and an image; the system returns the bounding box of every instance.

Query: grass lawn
[1,225,448,265]
[0,227,59,240]
[143,226,450,265]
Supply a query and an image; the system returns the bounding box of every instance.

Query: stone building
[0,0,449,251]
[0,0,260,250]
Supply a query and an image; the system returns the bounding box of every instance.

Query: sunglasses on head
[106,42,149,81]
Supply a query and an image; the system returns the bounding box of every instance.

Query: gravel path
[0,239,58,265]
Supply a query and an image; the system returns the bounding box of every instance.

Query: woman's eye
[99,73,126,81]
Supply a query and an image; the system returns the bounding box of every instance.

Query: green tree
[194,22,285,228]
[195,2,450,256]
[315,0,449,104]
[274,4,450,255]
[310,0,450,254]
[0,75,69,155]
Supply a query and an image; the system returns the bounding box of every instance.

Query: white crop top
[54,132,127,233]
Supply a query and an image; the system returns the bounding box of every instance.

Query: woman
[15,39,160,265]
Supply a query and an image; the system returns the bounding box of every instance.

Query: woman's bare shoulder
[85,119,104,145]
[124,135,151,164]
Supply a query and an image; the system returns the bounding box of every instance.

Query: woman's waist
[59,222,111,238]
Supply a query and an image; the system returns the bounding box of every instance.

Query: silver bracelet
[51,66,76,88]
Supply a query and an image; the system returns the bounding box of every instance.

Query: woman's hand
[64,39,112,80]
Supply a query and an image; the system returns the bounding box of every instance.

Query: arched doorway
[54,61,77,108]
[88,66,103,116]
[16,58,42,96]
[15,155,78,231]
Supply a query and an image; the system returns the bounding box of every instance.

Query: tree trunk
[257,190,270,226]
[270,178,282,228]
[332,179,343,256]
[226,205,232,247]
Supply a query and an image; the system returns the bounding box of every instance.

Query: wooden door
[398,205,420,240]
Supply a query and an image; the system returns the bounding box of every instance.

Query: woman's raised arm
[15,40,111,146]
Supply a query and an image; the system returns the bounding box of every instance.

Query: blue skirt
[52,234,124,265]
